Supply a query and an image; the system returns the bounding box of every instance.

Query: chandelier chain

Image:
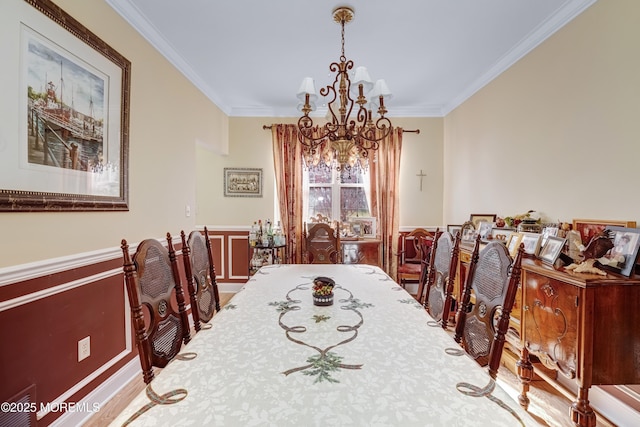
[340,18,346,63]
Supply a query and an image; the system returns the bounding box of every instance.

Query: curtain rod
[262,125,419,134]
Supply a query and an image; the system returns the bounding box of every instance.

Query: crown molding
[231,105,445,118]
[442,0,598,115]
[105,0,231,115]
[106,0,597,119]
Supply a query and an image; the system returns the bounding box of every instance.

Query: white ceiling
[105,0,597,117]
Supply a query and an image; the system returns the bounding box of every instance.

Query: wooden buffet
[454,245,640,427]
[342,238,382,267]
[518,258,640,427]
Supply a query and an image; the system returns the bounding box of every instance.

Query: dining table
[110,264,537,426]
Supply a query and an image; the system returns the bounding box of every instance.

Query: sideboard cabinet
[342,239,382,267]
[518,259,640,427]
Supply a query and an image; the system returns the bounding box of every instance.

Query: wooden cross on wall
[416,170,427,191]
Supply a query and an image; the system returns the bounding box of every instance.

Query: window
[303,165,371,223]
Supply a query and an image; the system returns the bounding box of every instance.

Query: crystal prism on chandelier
[296,6,393,171]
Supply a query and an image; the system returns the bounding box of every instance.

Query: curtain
[271,124,305,264]
[271,124,402,277]
[368,127,403,280]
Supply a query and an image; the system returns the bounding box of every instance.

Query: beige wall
[0,0,228,267]
[444,0,640,226]
[5,0,638,267]
[196,117,444,229]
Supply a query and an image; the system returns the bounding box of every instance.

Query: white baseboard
[218,282,243,293]
[50,358,141,427]
[591,386,640,427]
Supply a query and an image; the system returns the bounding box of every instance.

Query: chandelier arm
[355,104,369,127]
[297,116,333,147]
[296,6,395,171]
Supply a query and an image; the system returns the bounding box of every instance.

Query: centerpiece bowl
[312,276,335,306]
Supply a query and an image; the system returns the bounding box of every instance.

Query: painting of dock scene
[26,36,107,174]
[1,0,130,211]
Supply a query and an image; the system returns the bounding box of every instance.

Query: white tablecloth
[111,264,536,426]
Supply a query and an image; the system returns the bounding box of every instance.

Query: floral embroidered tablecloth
[111,264,535,426]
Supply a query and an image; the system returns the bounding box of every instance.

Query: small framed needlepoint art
[224,168,263,197]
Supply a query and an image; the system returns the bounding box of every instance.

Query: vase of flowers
[312,276,335,306]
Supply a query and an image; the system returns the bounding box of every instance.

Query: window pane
[308,165,332,184]
[339,165,365,184]
[340,187,370,221]
[308,186,332,221]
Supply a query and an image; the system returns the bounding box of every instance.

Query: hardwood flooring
[84,292,611,426]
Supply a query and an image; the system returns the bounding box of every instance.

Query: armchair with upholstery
[396,228,434,288]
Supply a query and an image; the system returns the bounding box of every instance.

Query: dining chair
[415,229,441,305]
[425,231,461,329]
[396,228,433,288]
[302,222,342,264]
[454,236,524,379]
[180,226,220,332]
[121,233,192,384]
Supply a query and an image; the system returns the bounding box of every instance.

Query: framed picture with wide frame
[572,219,636,246]
[598,226,640,277]
[1,0,131,211]
[469,214,497,229]
[224,168,263,197]
[538,236,566,265]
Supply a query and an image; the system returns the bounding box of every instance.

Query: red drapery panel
[368,127,403,279]
[271,124,305,264]
[271,124,402,276]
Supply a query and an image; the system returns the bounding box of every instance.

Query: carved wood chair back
[121,234,191,384]
[416,229,441,304]
[454,236,524,379]
[181,226,220,332]
[303,222,342,264]
[397,228,434,287]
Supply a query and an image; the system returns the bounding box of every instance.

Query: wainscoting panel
[228,234,250,280]
[0,256,134,426]
[206,233,224,279]
[1,226,637,425]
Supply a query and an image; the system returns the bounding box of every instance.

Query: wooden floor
[84,292,612,427]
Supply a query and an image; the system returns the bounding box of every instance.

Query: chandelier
[296,6,392,170]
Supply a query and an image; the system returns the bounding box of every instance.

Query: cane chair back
[454,237,524,378]
[426,231,460,327]
[121,234,191,384]
[181,227,220,332]
[303,222,341,264]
